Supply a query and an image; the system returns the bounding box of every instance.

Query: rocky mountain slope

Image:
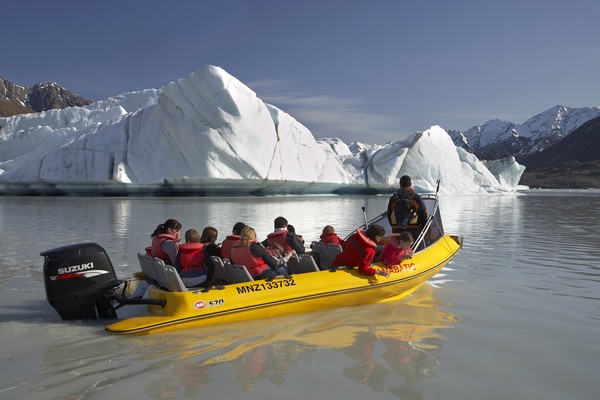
[0,77,92,117]
[519,116,600,188]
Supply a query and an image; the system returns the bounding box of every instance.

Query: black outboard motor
[42,242,122,320]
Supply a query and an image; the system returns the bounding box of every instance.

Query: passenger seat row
[211,254,322,285]
[138,246,341,292]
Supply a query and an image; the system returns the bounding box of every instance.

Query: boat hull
[106,234,462,335]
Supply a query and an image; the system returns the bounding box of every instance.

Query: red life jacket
[320,232,343,245]
[266,230,291,251]
[220,235,241,259]
[346,229,377,256]
[177,242,205,274]
[333,229,378,275]
[230,241,268,278]
[150,233,179,264]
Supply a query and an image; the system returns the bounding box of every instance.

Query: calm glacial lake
[1,191,598,400]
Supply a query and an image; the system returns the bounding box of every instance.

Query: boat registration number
[236,278,296,294]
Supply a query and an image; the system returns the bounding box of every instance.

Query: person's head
[151,219,182,241]
[393,232,414,249]
[287,224,296,233]
[270,242,284,257]
[200,226,218,243]
[274,216,288,229]
[232,222,246,236]
[322,225,335,234]
[365,224,385,243]
[239,226,257,246]
[399,175,412,188]
[184,229,201,243]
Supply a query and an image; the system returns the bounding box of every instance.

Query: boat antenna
[362,206,368,229]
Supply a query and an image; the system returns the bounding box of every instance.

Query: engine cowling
[42,242,121,320]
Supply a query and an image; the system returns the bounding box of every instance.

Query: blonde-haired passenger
[230,227,281,280]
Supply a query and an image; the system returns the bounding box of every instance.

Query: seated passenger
[286,224,304,245]
[378,232,414,267]
[318,225,344,246]
[268,243,294,280]
[262,216,305,254]
[332,224,390,277]
[175,229,207,287]
[200,226,222,258]
[221,222,246,259]
[149,219,182,265]
[230,226,281,280]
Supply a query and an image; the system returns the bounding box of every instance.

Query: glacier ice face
[0,65,524,195]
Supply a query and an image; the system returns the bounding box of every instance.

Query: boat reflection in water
[134,283,460,397]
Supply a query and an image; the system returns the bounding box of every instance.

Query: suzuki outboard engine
[42,242,122,320]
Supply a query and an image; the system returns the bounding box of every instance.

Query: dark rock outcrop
[0,77,92,117]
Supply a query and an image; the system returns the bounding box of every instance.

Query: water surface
[1,191,598,399]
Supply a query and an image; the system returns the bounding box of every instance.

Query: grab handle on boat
[412,179,441,250]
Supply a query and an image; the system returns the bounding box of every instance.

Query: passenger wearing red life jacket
[262,216,305,254]
[231,226,279,280]
[149,219,181,265]
[332,224,390,277]
[319,225,345,246]
[265,229,290,251]
[221,222,246,259]
[175,229,207,287]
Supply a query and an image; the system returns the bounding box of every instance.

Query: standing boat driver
[386,175,427,239]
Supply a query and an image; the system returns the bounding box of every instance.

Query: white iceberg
[0,66,523,195]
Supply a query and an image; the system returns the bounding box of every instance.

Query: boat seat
[152,258,170,290]
[211,256,254,284]
[138,253,159,286]
[287,254,319,274]
[163,265,188,292]
[311,242,342,270]
[211,256,227,284]
[139,252,194,292]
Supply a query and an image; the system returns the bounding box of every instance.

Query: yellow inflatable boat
[42,193,462,335]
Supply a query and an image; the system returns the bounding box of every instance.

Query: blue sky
[3,0,599,144]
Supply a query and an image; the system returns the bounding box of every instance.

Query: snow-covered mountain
[448,105,600,161]
[0,66,523,196]
[519,115,600,188]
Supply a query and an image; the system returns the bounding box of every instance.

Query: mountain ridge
[0,77,92,117]
[448,105,600,160]
[519,116,600,188]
